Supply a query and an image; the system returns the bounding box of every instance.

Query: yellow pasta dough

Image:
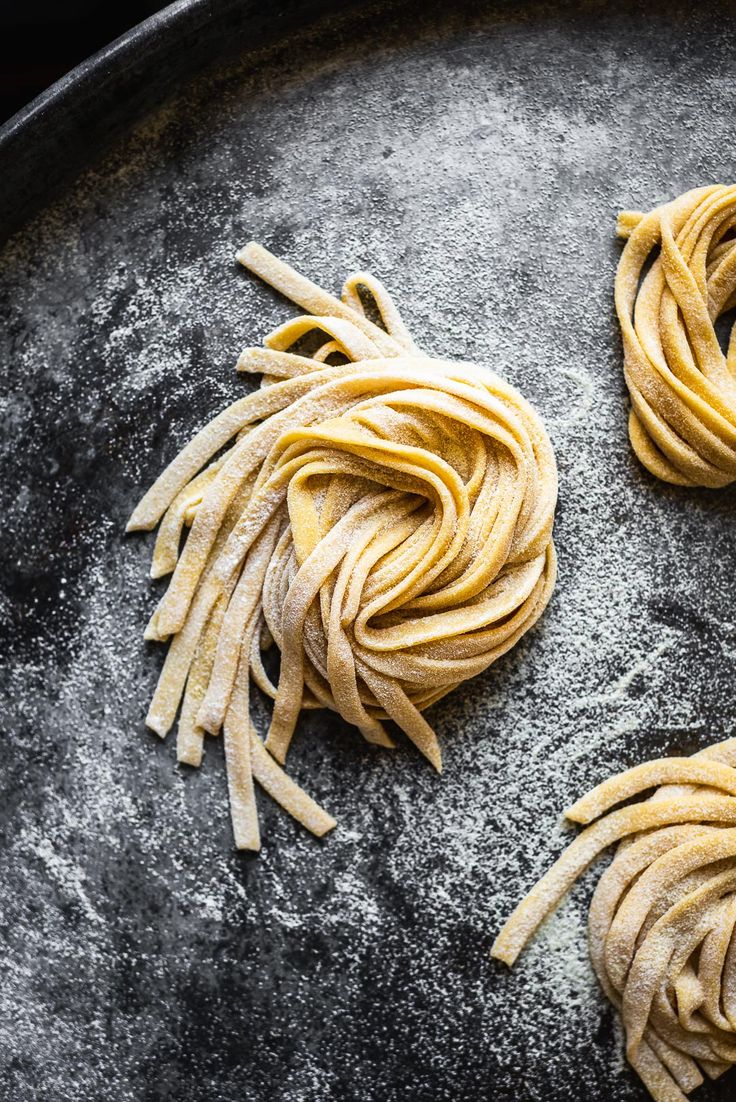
[492,739,736,1102]
[128,244,557,849]
[615,184,736,486]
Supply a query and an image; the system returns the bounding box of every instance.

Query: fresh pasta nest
[493,739,736,1102]
[615,183,736,487]
[128,244,557,849]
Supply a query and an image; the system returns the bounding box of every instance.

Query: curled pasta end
[616,209,645,239]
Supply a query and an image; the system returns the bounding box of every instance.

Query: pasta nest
[616,183,736,487]
[128,244,557,848]
[494,739,736,1102]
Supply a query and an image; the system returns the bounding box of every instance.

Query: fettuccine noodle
[128,244,557,849]
[615,184,736,486]
[492,739,736,1102]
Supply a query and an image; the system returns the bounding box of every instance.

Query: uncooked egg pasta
[493,739,736,1102]
[128,244,557,849]
[615,183,736,487]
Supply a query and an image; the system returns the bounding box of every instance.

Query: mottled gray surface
[2,1,736,1099]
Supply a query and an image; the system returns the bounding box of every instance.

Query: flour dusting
[3,1,736,1100]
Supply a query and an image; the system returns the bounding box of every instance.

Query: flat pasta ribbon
[492,738,736,1102]
[128,244,558,849]
[615,184,736,486]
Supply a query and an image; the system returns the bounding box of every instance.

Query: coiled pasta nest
[128,244,557,849]
[616,183,736,487]
[493,739,736,1102]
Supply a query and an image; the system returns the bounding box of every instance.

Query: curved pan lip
[0,0,350,245]
[0,0,215,244]
[0,0,205,147]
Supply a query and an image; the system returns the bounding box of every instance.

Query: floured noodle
[128,243,558,849]
[615,183,736,486]
[492,739,736,1102]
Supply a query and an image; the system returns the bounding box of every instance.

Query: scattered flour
[2,1,736,1100]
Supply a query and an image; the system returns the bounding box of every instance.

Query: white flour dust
[3,2,736,1099]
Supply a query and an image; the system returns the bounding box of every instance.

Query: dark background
[0,0,164,123]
